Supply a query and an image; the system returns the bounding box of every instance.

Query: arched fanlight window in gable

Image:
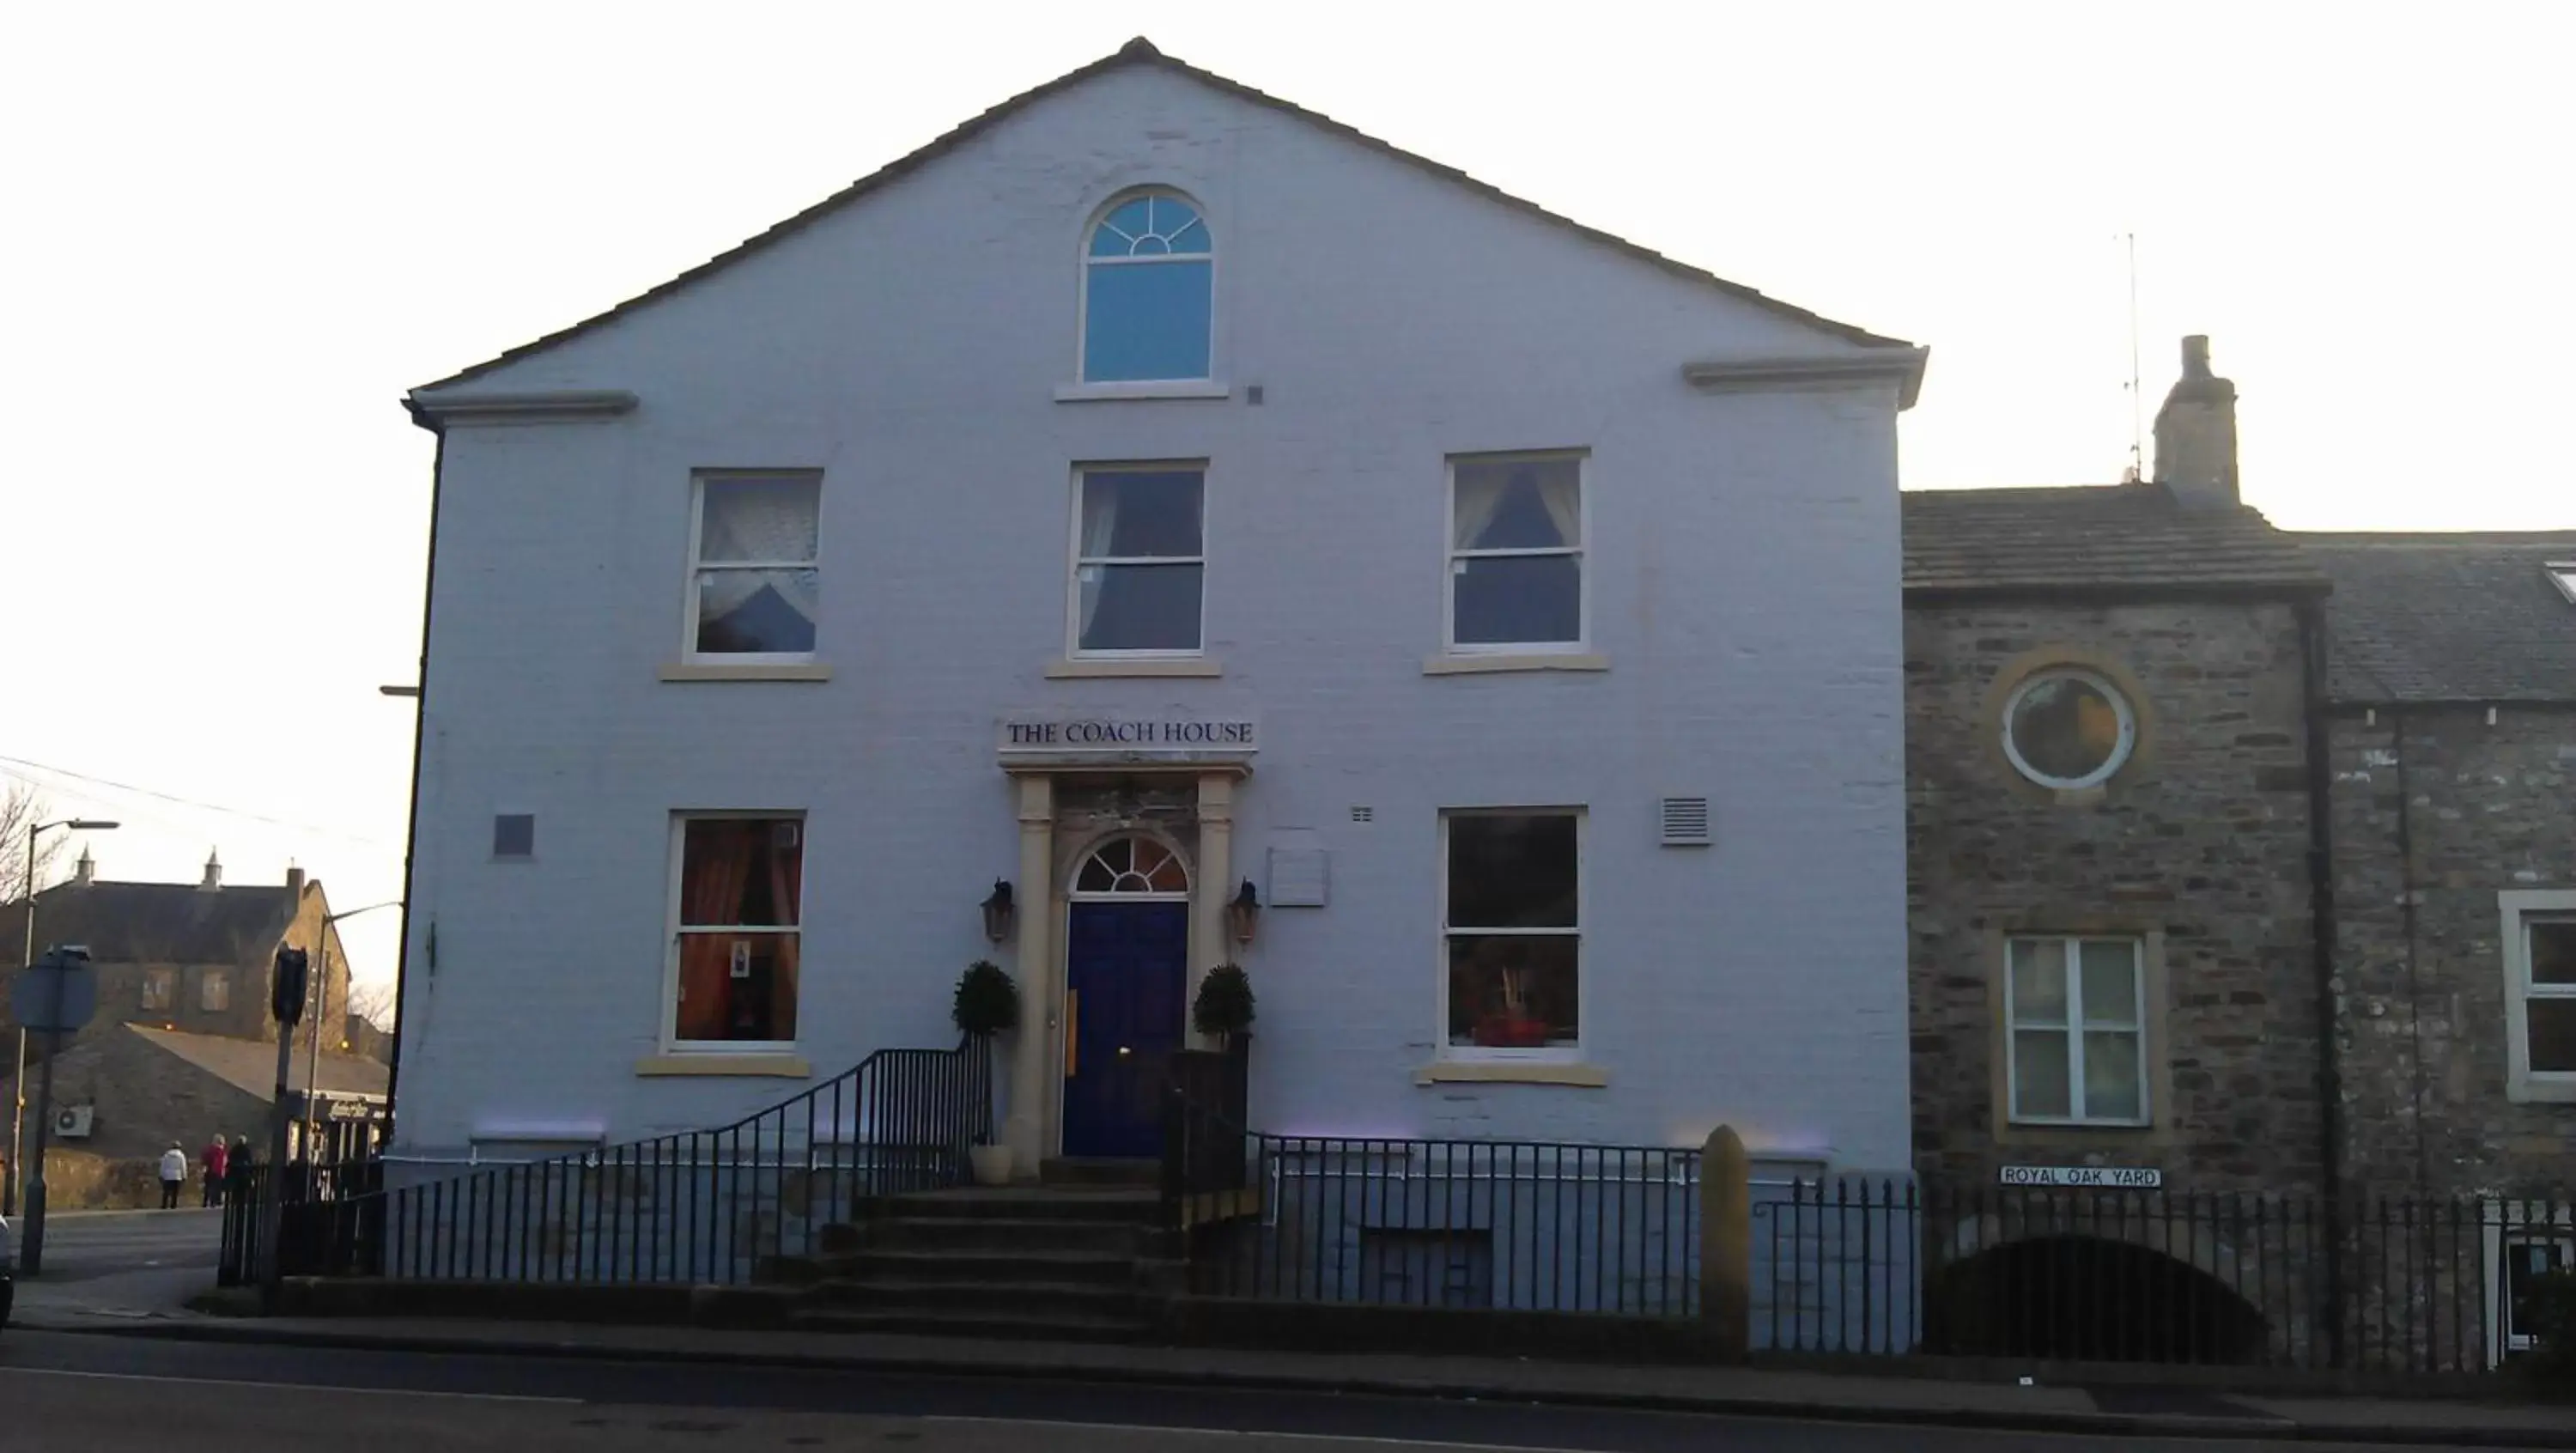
[1073,835,1192,895]
[1083,192,1213,383]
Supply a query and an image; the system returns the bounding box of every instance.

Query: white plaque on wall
[1267,847,1328,908]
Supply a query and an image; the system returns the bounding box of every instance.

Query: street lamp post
[9,818,118,1219]
[299,901,401,1162]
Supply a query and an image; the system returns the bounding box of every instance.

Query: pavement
[6,1209,2573,1449]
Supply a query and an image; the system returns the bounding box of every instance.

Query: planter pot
[969,1144,1014,1187]
[1473,1016,1552,1049]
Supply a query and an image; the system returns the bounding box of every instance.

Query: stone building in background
[0,856,376,1202]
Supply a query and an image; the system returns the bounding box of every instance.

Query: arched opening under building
[1924,1234,2269,1364]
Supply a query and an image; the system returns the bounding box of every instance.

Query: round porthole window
[2002,668,2136,790]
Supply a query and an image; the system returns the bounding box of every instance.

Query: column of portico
[1002,774,1054,1177]
[1189,774,1236,1044]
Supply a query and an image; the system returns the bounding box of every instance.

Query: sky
[3,3,2568,994]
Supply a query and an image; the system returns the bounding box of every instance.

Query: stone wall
[1907,599,2328,1195]
[2330,705,2576,1196]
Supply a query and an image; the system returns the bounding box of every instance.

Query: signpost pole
[258,946,307,1313]
[20,963,65,1274]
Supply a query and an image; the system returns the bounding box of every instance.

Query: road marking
[922,1415,1605,1451]
[0,1366,580,1404]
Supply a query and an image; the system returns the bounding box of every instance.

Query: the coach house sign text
[997,711,1259,763]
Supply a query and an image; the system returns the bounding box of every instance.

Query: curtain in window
[1451,476,1510,550]
[699,482,822,623]
[676,824,757,1040]
[1077,479,1121,641]
[1535,468,1580,548]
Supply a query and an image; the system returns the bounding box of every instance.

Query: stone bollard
[1699,1124,1751,1359]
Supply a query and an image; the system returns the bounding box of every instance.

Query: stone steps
[775,1184,1168,1341]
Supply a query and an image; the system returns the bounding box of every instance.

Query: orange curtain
[675,823,756,1041]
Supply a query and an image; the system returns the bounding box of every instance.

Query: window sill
[1054,380,1231,403]
[1415,1061,1607,1088]
[634,1054,812,1078]
[2507,1078,2576,1104]
[1423,653,1609,677]
[1046,657,1224,679]
[659,662,833,683]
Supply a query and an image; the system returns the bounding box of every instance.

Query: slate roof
[1902,484,2327,599]
[128,1024,388,1102]
[0,879,297,966]
[411,37,1916,401]
[2299,533,2576,703]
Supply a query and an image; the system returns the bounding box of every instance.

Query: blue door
[1062,901,1189,1159]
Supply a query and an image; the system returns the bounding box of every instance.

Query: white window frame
[1443,451,1590,657]
[662,812,806,1055]
[2500,889,2576,1103]
[682,471,823,666]
[2482,1201,2576,1364]
[141,967,174,1012]
[1066,461,1208,660]
[2000,668,2139,791]
[1437,806,1586,1066]
[198,968,231,1014]
[1076,188,1217,386]
[2004,934,2150,1127]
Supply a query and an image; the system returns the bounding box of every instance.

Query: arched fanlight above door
[1074,836,1190,895]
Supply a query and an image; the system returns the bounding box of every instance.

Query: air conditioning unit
[52,1104,94,1140]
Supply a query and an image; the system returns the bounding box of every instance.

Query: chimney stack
[199,849,223,892]
[285,865,306,900]
[2152,335,2239,510]
[73,847,96,888]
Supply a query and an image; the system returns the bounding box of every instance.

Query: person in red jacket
[199,1137,229,1207]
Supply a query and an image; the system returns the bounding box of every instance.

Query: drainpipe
[2388,708,2432,1202]
[2296,599,2347,1366]
[383,414,446,1140]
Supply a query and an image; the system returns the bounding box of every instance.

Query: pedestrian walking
[156,1141,187,1210]
[200,1136,229,1207]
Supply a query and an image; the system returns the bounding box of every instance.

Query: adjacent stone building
[1903,477,2332,1197]
[2309,532,2576,1199]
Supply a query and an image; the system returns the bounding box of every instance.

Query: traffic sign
[10,949,98,1034]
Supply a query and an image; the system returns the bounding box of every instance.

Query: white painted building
[390,40,1926,1188]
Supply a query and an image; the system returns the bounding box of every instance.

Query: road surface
[0,1327,2537,1451]
[15,1207,220,1283]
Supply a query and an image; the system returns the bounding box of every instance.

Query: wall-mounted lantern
[981,880,1017,945]
[1227,880,1261,946]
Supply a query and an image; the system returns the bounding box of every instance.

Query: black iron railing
[1759,1179,2574,1372]
[236,1039,990,1287]
[1163,1074,1701,1316]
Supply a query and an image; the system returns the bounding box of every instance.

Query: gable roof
[1902,483,2327,601]
[411,37,1916,402]
[127,1024,388,1102]
[0,879,299,967]
[2298,532,2576,704]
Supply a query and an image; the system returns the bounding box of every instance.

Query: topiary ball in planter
[1192,963,1256,1042]
[953,959,1019,1039]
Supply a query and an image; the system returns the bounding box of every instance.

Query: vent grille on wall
[1659,797,1711,848]
[1350,806,1375,824]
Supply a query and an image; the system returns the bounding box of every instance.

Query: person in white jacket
[156,1143,188,1210]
